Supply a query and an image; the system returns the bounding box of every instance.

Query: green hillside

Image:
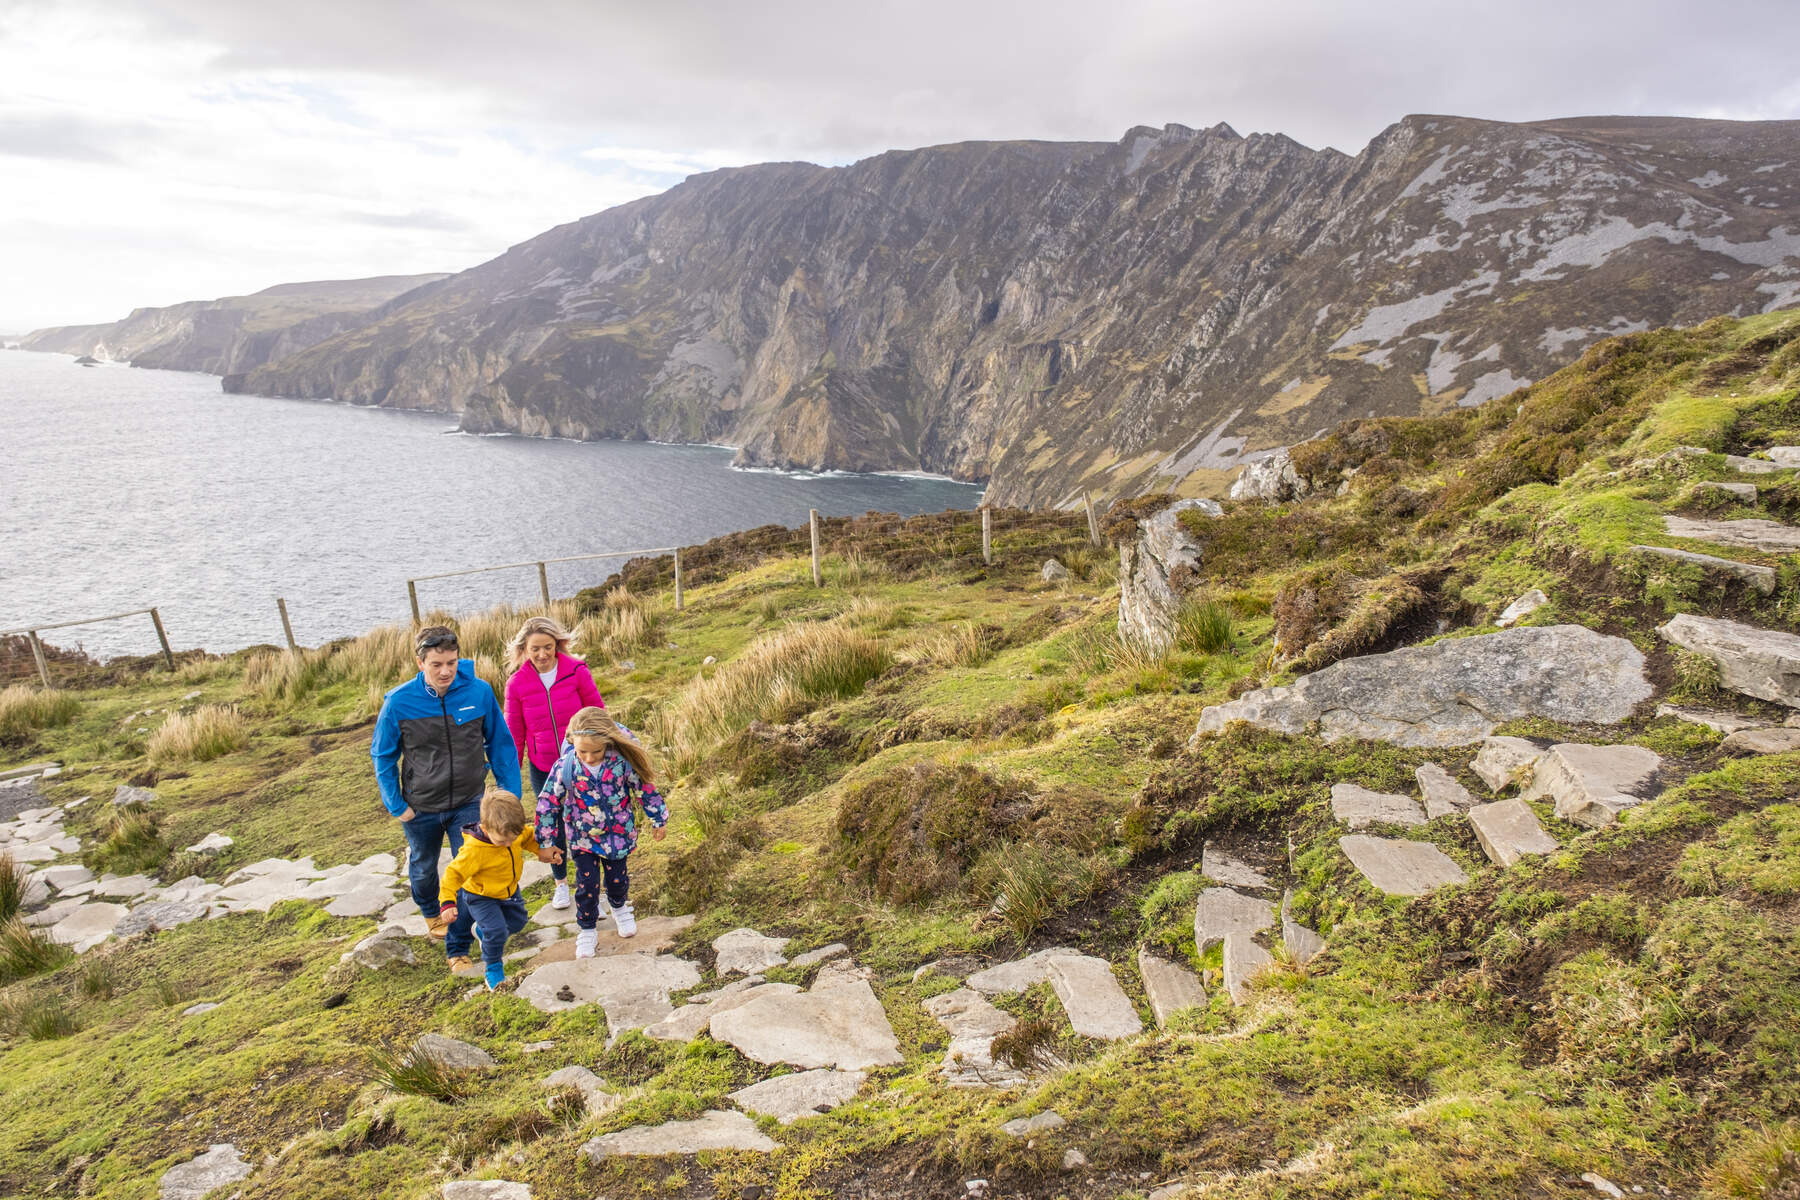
[3,310,1799,1199]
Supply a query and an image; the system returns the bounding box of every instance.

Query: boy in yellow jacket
[439,787,562,990]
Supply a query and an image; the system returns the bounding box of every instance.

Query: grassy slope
[2,313,1799,1199]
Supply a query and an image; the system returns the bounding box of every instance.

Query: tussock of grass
[90,806,165,876]
[77,956,116,999]
[0,685,79,744]
[0,989,78,1040]
[365,1038,466,1102]
[1174,598,1234,654]
[577,588,661,664]
[0,855,22,924]
[1708,1119,1800,1199]
[968,842,1110,944]
[0,918,73,983]
[147,704,248,765]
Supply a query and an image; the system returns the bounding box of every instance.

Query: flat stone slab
[1697,481,1758,501]
[1046,955,1142,1040]
[1416,763,1476,819]
[709,979,902,1070]
[185,832,233,853]
[414,1033,495,1071]
[1280,890,1326,965]
[1467,799,1560,868]
[1222,934,1274,1005]
[38,864,93,891]
[789,942,850,969]
[341,927,419,970]
[114,901,210,938]
[1000,1111,1066,1138]
[644,982,802,1042]
[1724,454,1787,474]
[160,1143,252,1200]
[113,784,158,807]
[1521,743,1662,829]
[1340,836,1469,897]
[1768,447,1800,468]
[582,1109,777,1159]
[713,927,790,975]
[25,896,87,928]
[1656,703,1768,734]
[442,1183,531,1200]
[1663,515,1800,554]
[1659,614,1800,707]
[380,900,431,938]
[48,902,128,952]
[1193,888,1274,954]
[516,954,702,1032]
[1137,949,1204,1027]
[1634,544,1776,593]
[1722,726,1800,754]
[528,913,694,963]
[921,987,1028,1087]
[1495,588,1549,628]
[1330,783,1426,829]
[182,1002,220,1016]
[730,1068,866,1123]
[1201,844,1271,889]
[1471,736,1545,792]
[965,947,1081,995]
[1193,625,1651,748]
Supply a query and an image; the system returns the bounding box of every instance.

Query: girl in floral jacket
[534,706,667,955]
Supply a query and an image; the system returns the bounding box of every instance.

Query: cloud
[0,113,142,163]
[343,208,477,233]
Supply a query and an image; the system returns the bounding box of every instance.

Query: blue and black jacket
[372,660,521,816]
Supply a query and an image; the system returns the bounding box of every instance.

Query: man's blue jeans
[402,797,482,918]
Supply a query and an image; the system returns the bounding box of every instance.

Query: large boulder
[1118,498,1222,653]
[1193,626,1652,749]
[1657,614,1800,708]
[1229,447,1308,503]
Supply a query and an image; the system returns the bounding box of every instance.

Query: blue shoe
[484,962,506,991]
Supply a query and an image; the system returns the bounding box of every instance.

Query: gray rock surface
[1229,447,1307,503]
[1471,736,1545,792]
[516,953,702,1030]
[1697,480,1759,501]
[789,942,850,969]
[1193,888,1274,954]
[184,832,233,853]
[1137,948,1205,1026]
[1659,613,1800,707]
[159,1144,251,1199]
[1222,934,1274,1005]
[182,1002,220,1016]
[729,1068,866,1123]
[582,1109,777,1159]
[38,864,93,891]
[1467,799,1560,867]
[713,927,790,975]
[1193,626,1651,748]
[1339,836,1469,896]
[48,902,128,952]
[1495,588,1549,627]
[1767,447,1800,468]
[965,947,1081,994]
[1521,743,1662,828]
[709,979,902,1070]
[441,1184,531,1200]
[921,988,1028,1087]
[1200,843,1271,889]
[1000,1111,1067,1137]
[1663,515,1800,554]
[340,926,419,970]
[644,982,802,1042]
[1041,559,1069,582]
[1632,544,1776,593]
[812,959,876,991]
[1721,726,1800,754]
[114,901,210,938]
[1330,783,1426,829]
[1415,763,1476,818]
[113,784,157,807]
[414,1033,496,1071]
[1118,499,1222,652]
[91,874,157,900]
[1046,955,1143,1040]
[1655,703,1767,734]
[1280,890,1327,965]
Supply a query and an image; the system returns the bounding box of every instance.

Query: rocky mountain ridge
[221,114,1800,506]
[20,274,448,376]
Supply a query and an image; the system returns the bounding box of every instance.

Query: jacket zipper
[542,664,557,766]
[439,685,456,809]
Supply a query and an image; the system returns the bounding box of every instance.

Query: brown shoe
[425,913,450,940]
[446,955,475,975]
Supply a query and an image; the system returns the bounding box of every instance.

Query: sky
[3,0,1799,332]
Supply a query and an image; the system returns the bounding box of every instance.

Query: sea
[0,351,983,658]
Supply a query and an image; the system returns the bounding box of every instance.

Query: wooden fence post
[536,562,551,608]
[810,509,823,587]
[408,581,422,627]
[27,631,50,689]
[673,547,684,611]
[149,608,174,671]
[277,598,298,652]
[981,507,993,565]
[1083,491,1102,547]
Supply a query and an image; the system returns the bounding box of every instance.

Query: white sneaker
[551,881,571,910]
[575,928,598,958]
[613,903,636,938]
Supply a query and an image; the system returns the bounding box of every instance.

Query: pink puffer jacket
[504,653,606,773]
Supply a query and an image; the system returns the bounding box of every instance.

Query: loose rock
[1467,799,1560,867]
[1201,843,1271,889]
[1137,948,1205,1027]
[1000,1111,1066,1137]
[1118,499,1221,652]
[1658,613,1800,707]
[709,980,902,1070]
[340,926,419,970]
[1721,727,1800,755]
[1521,743,1662,828]
[184,832,234,854]
[1339,836,1469,896]
[412,1033,496,1071]
[789,942,850,969]
[113,784,157,807]
[713,927,790,975]
[921,988,1027,1087]
[1655,703,1767,734]
[1193,888,1274,954]
[1416,763,1476,819]
[729,1068,866,1123]
[159,1143,251,1200]
[1495,588,1549,627]
[1045,955,1142,1040]
[1330,783,1426,829]
[1471,736,1545,792]
[1041,559,1069,582]
[582,1109,777,1159]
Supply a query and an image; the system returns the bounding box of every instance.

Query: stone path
[713,927,790,974]
[922,987,1030,1087]
[1416,764,1475,819]
[1339,835,1468,896]
[1200,843,1271,889]
[1330,784,1426,829]
[1467,799,1559,867]
[729,1068,866,1123]
[1472,737,1545,791]
[966,948,1142,1039]
[710,977,904,1069]
[516,953,703,1039]
[1137,949,1204,1026]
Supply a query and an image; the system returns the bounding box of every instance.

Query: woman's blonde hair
[508,616,573,670]
[566,706,656,786]
[480,787,528,841]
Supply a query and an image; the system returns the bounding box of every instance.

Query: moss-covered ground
[3,311,1799,1199]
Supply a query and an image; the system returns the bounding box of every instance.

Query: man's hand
[652,825,667,842]
[438,904,457,925]
[396,804,416,823]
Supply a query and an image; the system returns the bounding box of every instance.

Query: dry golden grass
[0,685,79,743]
[147,704,248,765]
[576,588,662,664]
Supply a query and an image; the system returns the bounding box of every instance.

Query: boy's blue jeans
[402,797,482,917]
[446,889,529,965]
[528,762,569,882]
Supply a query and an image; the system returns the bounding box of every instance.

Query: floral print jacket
[534,741,668,859]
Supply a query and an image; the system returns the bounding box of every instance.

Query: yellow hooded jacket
[439,824,541,903]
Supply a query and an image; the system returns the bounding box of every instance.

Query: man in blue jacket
[372,625,521,944]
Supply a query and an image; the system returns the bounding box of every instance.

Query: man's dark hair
[414,624,460,659]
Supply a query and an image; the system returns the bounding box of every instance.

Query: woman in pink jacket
[504,616,605,910]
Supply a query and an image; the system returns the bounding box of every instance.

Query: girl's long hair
[508,615,573,670]
[566,706,656,786]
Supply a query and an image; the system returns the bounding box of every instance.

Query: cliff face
[225,115,1800,506]
[20,275,448,376]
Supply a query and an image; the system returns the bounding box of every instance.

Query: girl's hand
[537,847,563,864]
[652,825,667,842]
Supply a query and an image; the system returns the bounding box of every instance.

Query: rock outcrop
[1194,626,1652,748]
[1118,499,1220,651]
